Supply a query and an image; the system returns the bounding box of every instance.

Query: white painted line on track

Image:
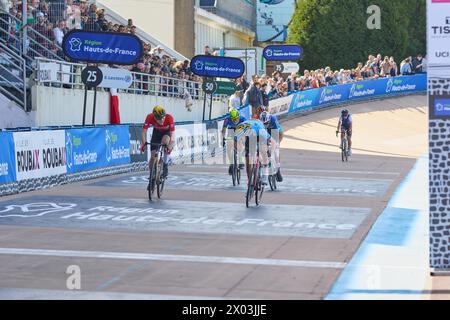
[282,168,400,176]
[179,167,400,176]
[168,171,394,182]
[0,248,346,269]
[0,288,226,300]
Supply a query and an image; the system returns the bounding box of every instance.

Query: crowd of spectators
[2,1,427,107]
[1,0,203,100]
[229,53,427,110]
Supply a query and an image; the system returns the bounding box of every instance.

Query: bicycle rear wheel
[246,165,255,208]
[232,164,237,187]
[255,165,264,206]
[157,154,165,199]
[148,161,157,201]
[237,166,241,185]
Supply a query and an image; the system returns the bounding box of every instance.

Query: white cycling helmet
[260,111,271,125]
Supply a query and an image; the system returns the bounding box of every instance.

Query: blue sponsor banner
[65,126,130,174]
[288,74,426,113]
[289,89,320,113]
[434,98,450,117]
[0,132,16,184]
[348,74,427,100]
[263,45,302,61]
[105,125,131,167]
[190,55,245,79]
[317,84,352,105]
[62,30,143,65]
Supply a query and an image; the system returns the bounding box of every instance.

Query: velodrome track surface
[0,95,429,299]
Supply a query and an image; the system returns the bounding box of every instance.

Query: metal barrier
[0,41,27,110]
[34,57,229,103]
[0,9,63,72]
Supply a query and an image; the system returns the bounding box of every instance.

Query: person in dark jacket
[244,79,263,118]
[261,83,269,110]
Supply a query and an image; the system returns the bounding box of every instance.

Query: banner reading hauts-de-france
[62,30,143,65]
[66,126,130,174]
[0,132,17,184]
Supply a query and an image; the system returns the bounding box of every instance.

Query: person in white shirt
[53,20,66,46]
[0,0,11,11]
[229,90,242,110]
[152,45,165,59]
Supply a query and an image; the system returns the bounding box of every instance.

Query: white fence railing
[34,58,229,103]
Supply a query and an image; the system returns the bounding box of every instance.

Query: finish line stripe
[0,288,224,300]
[0,248,346,269]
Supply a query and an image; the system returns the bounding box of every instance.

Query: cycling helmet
[260,111,271,125]
[341,109,349,116]
[235,122,251,136]
[230,108,240,122]
[153,105,166,120]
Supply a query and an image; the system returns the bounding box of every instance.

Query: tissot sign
[428,1,450,65]
[263,45,302,61]
[190,55,245,79]
[62,30,143,65]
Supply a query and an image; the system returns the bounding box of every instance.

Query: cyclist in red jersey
[140,106,175,178]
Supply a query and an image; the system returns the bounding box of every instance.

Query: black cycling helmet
[341,109,349,116]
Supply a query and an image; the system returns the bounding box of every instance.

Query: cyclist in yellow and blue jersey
[221,108,247,175]
[234,118,276,185]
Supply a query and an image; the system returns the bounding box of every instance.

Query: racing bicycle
[145,142,169,201]
[337,130,350,162]
[246,138,265,208]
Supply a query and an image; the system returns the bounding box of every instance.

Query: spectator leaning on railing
[400,57,413,75]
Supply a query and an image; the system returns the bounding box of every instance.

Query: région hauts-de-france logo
[69,38,82,52]
[265,49,273,57]
[65,131,73,169]
[105,130,112,162]
[194,61,204,71]
[0,203,76,218]
[386,79,394,93]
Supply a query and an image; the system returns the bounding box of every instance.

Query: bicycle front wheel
[341,139,348,162]
[269,174,276,191]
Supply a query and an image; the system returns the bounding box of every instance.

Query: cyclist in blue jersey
[221,108,247,175]
[336,109,353,156]
[259,111,284,182]
[234,118,276,185]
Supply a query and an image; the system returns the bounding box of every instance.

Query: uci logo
[435,51,450,58]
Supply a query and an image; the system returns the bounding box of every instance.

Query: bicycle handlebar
[144,142,169,147]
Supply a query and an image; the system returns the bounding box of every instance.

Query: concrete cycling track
[0,94,439,300]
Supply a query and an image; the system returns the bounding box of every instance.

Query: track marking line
[0,248,346,269]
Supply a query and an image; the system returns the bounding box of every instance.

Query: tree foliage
[287,0,426,70]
